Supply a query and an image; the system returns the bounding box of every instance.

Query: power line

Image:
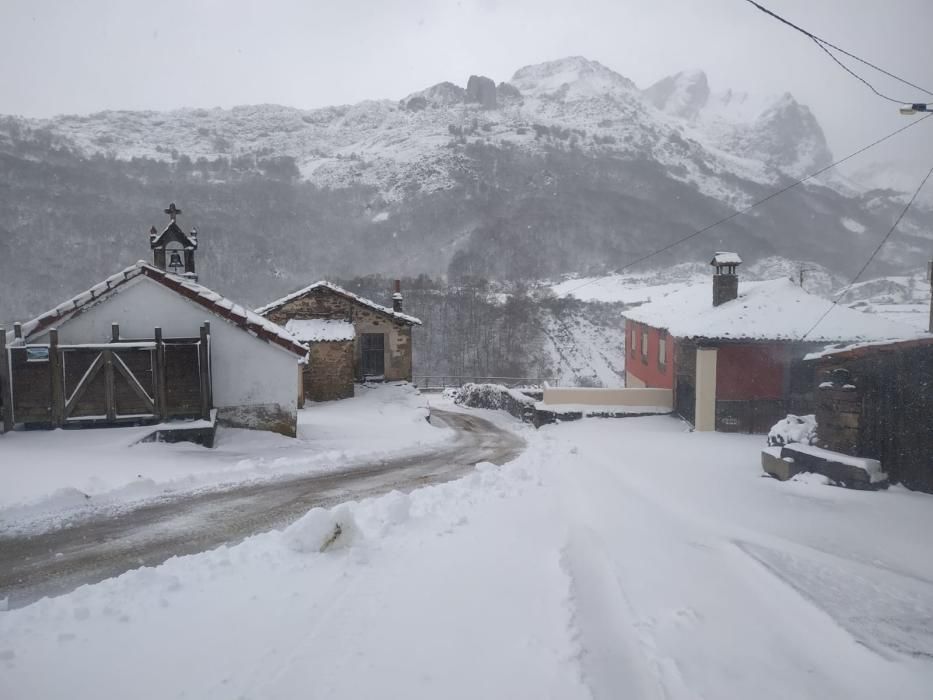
[561,113,932,297]
[743,0,933,103]
[800,159,933,340]
[810,40,910,105]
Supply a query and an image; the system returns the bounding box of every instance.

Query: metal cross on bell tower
[164,203,182,222]
[151,202,199,282]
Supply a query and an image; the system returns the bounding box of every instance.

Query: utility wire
[800,159,933,340]
[560,113,932,297]
[810,40,911,105]
[743,0,933,102]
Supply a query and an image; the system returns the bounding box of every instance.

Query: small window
[26,347,49,363]
[630,327,636,356]
[658,335,667,368]
[641,329,648,358]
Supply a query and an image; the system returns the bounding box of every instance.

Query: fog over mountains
[1,56,930,325]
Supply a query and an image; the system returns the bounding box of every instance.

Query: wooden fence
[812,342,933,492]
[0,322,212,432]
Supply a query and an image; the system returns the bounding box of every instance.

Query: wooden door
[360,333,385,379]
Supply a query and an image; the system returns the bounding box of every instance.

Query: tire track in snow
[0,409,525,608]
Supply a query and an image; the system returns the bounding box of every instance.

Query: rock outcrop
[466,75,497,110]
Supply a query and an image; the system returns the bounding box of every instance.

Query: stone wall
[305,341,355,403]
[265,288,414,382]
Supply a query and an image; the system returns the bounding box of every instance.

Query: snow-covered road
[2,410,932,699]
[0,409,525,609]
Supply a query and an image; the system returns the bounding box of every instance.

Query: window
[658,334,667,370]
[641,328,648,361]
[630,326,637,357]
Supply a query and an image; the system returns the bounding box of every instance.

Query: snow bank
[767,414,817,447]
[0,384,450,533]
[283,505,359,553]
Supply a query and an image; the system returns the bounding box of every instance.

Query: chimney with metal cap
[711,252,741,306]
[392,279,403,313]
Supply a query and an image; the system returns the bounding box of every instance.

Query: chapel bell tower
[150,203,198,282]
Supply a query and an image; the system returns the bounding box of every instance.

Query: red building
[623,253,916,433]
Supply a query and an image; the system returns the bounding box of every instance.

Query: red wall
[715,344,787,400]
[625,320,674,389]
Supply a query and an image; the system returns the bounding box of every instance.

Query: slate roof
[5,262,308,357]
[623,278,918,344]
[256,280,422,325]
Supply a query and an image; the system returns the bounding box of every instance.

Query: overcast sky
[3,0,933,179]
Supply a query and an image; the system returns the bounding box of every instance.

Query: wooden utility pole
[49,329,64,427]
[928,259,933,334]
[0,328,12,433]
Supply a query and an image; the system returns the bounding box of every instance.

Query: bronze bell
[169,251,183,272]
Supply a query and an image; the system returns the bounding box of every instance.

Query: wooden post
[928,259,932,334]
[198,323,211,420]
[111,323,120,342]
[0,329,12,433]
[13,323,22,340]
[202,322,212,409]
[153,327,164,420]
[103,349,116,422]
[49,329,64,427]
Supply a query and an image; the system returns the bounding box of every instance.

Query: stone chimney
[392,279,403,313]
[710,252,741,306]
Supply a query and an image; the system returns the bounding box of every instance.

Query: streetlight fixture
[900,103,931,115]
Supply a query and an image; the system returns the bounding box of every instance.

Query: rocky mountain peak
[643,70,710,119]
[510,56,637,101]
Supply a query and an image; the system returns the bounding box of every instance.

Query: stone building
[257,281,422,404]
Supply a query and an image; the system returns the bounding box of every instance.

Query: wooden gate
[0,323,211,430]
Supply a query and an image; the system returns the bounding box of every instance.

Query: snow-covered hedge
[767,414,817,447]
[455,383,536,421]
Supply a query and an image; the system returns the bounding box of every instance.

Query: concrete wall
[694,347,718,432]
[542,386,673,408]
[264,289,413,381]
[33,277,300,435]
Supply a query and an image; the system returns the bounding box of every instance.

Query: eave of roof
[804,334,933,362]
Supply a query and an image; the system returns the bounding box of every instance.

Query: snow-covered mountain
[11,56,831,206]
[2,56,931,327]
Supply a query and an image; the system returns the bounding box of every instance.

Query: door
[360,333,385,379]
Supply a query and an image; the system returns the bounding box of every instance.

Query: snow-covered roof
[711,251,742,266]
[5,262,308,358]
[622,278,918,343]
[285,319,355,343]
[804,334,933,361]
[255,280,422,325]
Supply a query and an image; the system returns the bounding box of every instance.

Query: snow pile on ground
[283,505,359,553]
[2,408,932,699]
[767,414,817,447]
[455,382,536,411]
[0,384,449,533]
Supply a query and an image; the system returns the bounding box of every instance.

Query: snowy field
[0,384,450,533]
[2,405,932,699]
